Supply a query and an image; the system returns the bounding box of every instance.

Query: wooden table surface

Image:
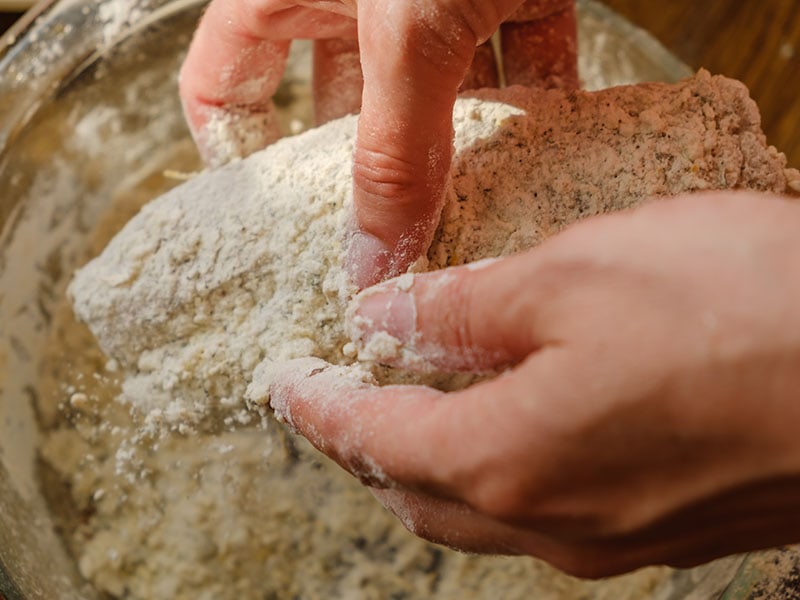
[1,1,798,165]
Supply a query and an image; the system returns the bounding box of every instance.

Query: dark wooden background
[2,1,799,165]
[0,13,18,33]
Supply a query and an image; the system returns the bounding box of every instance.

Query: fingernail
[347,282,416,350]
[346,229,393,289]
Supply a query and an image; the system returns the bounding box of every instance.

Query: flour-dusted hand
[178,0,577,287]
[268,192,800,577]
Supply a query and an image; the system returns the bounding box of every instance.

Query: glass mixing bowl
[1,0,799,598]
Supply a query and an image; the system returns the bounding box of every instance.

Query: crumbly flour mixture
[41,71,798,599]
[41,148,672,600]
[70,70,798,433]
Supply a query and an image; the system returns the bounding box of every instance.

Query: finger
[313,37,363,125]
[368,487,674,578]
[265,356,670,577]
[501,0,578,89]
[179,0,357,166]
[347,0,522,288]
[461,41,499,90]
[370,487,530,554]
[369,487,676,579]
[373,477,800,577]
[263,357,449,489]
[612,474,800,572]
[346,255,543,372]
[264,353,566,508]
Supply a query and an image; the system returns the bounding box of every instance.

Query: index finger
[257,357,452,491]
[347,0,526,288]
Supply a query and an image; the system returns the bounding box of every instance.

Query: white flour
[40,148,675,599]
[42,70,799,600]
[70,71,799,434]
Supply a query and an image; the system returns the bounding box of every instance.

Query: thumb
[346,254,541,372]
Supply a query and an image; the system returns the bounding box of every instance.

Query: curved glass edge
[0,0,56,55]
[0,0,206,162]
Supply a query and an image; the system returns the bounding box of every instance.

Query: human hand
[178,0,577,287]
[268,191,800,577]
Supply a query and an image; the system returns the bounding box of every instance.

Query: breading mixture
[71,71,799,431]
[44,71,798,599]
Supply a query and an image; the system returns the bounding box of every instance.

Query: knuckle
[402,1,495,72]
[441,0,502,44]
[351,143,447,249]
[236,0,275,35]
[352,146,425,205]
[441,437,535,523]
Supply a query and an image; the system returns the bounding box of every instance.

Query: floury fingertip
[345,228,393,289]
[345,280,445,373]
[248,357,377,428]
[246,357,331,427]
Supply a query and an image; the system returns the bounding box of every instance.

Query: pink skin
[269,192,800,577]
[179,0,576,288]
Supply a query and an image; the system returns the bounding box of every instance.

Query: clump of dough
[69,70,799,432]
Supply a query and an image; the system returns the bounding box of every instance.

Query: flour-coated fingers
[346,255,542,372]
[179,0,357,166]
